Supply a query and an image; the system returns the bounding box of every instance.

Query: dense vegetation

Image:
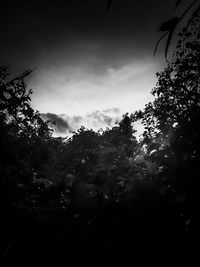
[1,18,200,267]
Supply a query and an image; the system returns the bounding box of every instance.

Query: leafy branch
[155,0,199,59]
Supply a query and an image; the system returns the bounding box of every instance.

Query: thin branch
[7,67,37,85]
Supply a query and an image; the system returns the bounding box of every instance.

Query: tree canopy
[1,11,200,267]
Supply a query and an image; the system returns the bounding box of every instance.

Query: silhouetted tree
[56,114,146,212]
[0,66,53,205]
[139,20,200,232]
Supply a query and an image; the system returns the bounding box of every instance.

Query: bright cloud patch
[30,57,157,117]
[41,107,121,136]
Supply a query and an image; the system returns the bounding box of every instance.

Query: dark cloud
[0,0,173,75]
[101,114,113,126]
[41,113,71,134]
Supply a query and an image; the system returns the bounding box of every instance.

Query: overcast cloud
[0,0,177,135]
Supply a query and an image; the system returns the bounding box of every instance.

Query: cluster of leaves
[2,14,200,265]
[0,66,57,206]
[57,115,148,212]
[154,0,200,59]
[136,18,200,232]
[0,67,150,220]
[2,19,200,222]
[1,1,199,217]
[105,0,200,59]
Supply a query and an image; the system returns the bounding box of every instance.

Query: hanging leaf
[105,0,112,12]
[155,0,199,58]
[159,17,179,32]
[154,32,168,56]
[154,17,180,58]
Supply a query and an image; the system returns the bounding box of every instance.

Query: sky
[0,0,179,136]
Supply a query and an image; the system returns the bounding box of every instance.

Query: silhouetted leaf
[105,0,112,12]
[154,32,168,56]
[159,17,179,32]
[156,0,199,58]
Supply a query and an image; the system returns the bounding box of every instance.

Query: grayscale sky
[1,0,181,135]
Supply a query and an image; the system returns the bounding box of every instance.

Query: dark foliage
[1,17,200,267]
[155,0,200,59]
